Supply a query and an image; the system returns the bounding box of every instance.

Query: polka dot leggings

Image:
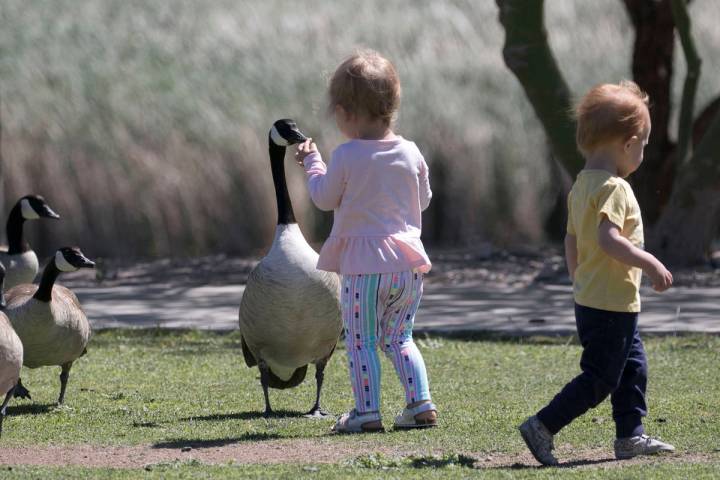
[342,270,431,413]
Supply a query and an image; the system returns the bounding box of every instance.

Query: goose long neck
[0,273,5,309]
[34,261,60,303]
[7,204,29,255]
[269,137,296,225]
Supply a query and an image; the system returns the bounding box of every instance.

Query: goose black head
[269,119,307,147]
[55,247,96,273]
[18,195,60,221]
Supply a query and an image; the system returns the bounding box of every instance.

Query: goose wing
[5,285,90,368]
[240,334,257,367]
[0,315,23,394]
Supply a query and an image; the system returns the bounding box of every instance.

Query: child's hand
[647,259,673,292]
[295,139,318,166]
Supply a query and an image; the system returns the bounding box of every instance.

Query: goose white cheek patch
[270,125,289,146]
[20,199,40,220]
[55,251,77,272]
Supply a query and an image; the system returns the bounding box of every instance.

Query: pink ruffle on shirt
[317,234,432,275]
[303,137,432,275]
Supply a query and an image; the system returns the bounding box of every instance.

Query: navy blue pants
[537,303,648,438]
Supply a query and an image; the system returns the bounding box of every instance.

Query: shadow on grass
[410,454,476,469]
[153,432,281,449]
[500,457,618,470]
[132,421,162,428]
[181,409,309,422]
[7,403,55,416]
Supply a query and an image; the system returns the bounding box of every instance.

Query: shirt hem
[574,297,641,314]
[317,259,432,275]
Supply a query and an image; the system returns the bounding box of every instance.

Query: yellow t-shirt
[567,170,644,313]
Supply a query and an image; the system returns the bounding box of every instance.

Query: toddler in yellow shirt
[519,81,675,465]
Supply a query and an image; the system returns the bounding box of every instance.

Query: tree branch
[670,0,702,165]
[496,0,583,176]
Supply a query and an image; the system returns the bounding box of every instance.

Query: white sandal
[331,409,384,434]
[394,402,438,429]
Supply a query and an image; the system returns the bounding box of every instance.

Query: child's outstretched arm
[297,139,345,211]
[597,218,673,292]
[564,233,578,281]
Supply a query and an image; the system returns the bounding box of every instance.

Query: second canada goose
[0,195,60,289]
[6,247,95,405]
[239,119,342,417]
[0,262,23,436]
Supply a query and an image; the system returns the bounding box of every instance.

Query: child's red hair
[575,80,650,155]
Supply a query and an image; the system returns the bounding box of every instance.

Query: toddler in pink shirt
[297,50,437,433]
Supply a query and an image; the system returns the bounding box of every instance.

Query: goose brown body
[5,284,90,369]
[0,314,22,396]
[239,224,342,382]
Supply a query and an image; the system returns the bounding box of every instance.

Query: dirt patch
[0,440,716,469]
[470,446,718,470]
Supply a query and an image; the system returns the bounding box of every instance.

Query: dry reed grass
[1,0,718,258]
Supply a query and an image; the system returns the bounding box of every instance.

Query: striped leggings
[342,270,431,413]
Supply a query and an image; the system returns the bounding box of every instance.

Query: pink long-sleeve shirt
[303,136,432,275]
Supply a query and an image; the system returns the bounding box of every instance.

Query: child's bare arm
[597,218,673,292]
[564,233,578,281]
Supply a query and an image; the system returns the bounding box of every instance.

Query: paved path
[74,281,720,334]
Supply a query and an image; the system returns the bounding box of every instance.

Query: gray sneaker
[614,434,676,459]
[519,416,558,466]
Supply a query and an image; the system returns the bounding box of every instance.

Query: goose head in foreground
[238,119,342,418]
[33,247,96,303]
[2,195,60,289]
[0,262,23,436]
[6,247,94,405]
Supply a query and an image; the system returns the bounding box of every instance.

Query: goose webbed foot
[13,378,31,400]
[304,405,331,418]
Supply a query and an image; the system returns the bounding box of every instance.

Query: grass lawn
[1,330,718,478]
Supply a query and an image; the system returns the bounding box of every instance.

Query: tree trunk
[650,106,720,265]
[496,0,719,265]
[622,0,678,224]
[496,0,583,177]
[692,96,720,146]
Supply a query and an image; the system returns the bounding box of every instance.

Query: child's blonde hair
[328,50,401,126]
[575,80,650,155]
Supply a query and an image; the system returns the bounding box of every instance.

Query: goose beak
[284,128,307,145]
[78,256,96,269]
[41,205,60,219]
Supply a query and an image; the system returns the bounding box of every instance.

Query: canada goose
[1,195,60,289]
[0,262,23,437]
[239,119,342,417]
[6,247,94,405]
